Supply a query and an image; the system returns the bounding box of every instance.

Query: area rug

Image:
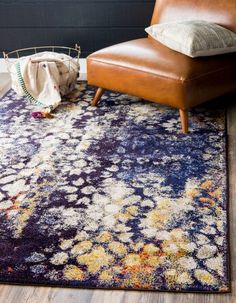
[0,83,230,293]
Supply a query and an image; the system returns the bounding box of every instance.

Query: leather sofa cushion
[87,38,236,109]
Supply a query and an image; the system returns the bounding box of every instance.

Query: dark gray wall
[0,0,155,57]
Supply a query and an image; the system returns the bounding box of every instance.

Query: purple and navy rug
[0,83,230,292]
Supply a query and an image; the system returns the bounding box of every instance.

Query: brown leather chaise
[87,0,236,133]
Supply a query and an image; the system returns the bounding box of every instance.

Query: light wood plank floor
[0,76,235,303]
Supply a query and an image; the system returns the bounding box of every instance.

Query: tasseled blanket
[10,51,79,118]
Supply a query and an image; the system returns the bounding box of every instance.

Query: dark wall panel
[0,0,155,57]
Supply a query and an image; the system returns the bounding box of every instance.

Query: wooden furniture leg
[91,87,105,106]
[179,109,189,133]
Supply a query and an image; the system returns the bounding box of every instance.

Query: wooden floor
[0,76,235,303]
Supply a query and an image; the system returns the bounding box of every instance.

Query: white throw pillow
[145,20,236,58]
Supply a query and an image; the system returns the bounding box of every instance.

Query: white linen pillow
[145,20,236,58]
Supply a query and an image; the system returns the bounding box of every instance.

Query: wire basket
[3,44,81,76]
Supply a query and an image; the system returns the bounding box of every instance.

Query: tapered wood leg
[179,109,189,133]
[91,87,105,106]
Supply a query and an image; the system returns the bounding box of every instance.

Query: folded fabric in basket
[10,51,79,115]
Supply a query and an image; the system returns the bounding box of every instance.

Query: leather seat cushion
[87,38,236,109]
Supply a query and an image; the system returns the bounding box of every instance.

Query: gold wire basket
[3,44,81,76]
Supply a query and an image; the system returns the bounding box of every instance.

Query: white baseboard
[78,59,87,81]
[0,58,87,80]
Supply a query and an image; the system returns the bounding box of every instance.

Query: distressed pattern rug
[0,83,230,292]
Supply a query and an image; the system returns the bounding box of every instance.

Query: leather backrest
[151,0,236,32]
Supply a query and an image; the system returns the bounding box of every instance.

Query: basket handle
[75,44,81,53]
